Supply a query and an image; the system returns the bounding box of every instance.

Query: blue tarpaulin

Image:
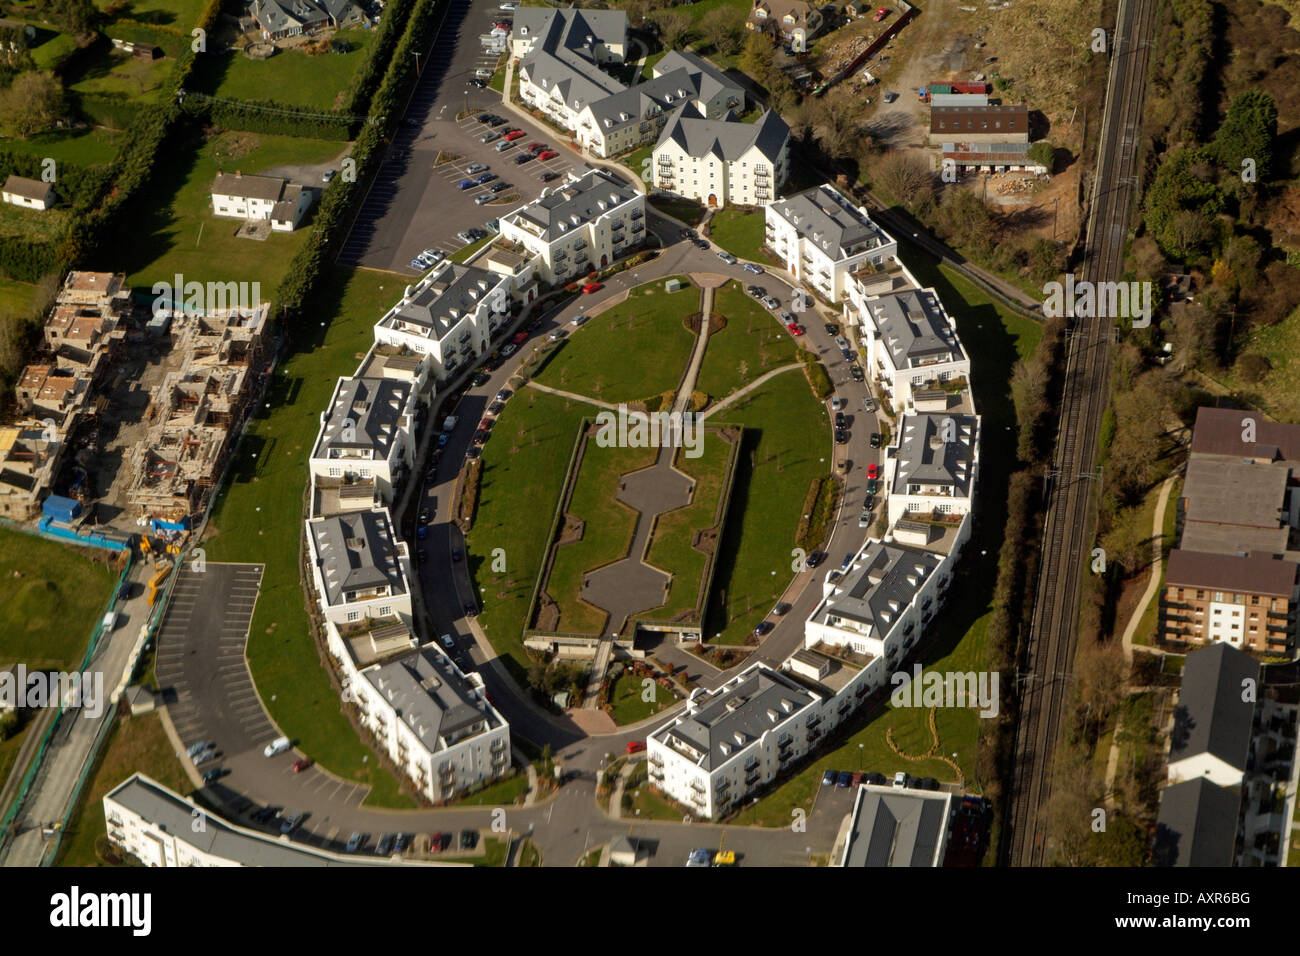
[42,495,81,524]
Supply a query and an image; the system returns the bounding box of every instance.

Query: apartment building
[928,105,1030,145]
[1160,551,1296,654]
[1166,642,1260,788]
[497,168,645,284]
[648,664,825,819]
[804,540,947,666]
[651,105,789,209]
[352,646,511,801]
[765,184,898,302]
[308,376,417,503]
[883,411,980,529]
[838,784,955,867]
[211,170,312,231]
[306,507,412,628]
[854,287,968,409]
[373,261,510,380]
[104,773,418,867]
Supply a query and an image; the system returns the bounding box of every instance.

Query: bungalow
[2,175,54,211]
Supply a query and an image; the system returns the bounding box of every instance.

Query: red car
[537,149,558,161]
[627,740,646,755]
[851,771,864,786]
[527,142,546,152]
[582,281,603,294]
[511,331,528,344]
[866,463,880,479]
[786,322,805,336]
[292,758,312,773]
[493,19,511,29]
[430,831,446,852]
[503,129,525,141]
[873,7,890,21]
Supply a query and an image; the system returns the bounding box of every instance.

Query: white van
[264,735,291,758]
[101,611,118,632]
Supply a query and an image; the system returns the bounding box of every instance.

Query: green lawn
[67,47,171,103]
[697,280,799,401]
[705,372,832,644]
[202,265,413,808]
[116,128,346,291]
[0,128,125,168]
[608,671,677,724]
[1217,303,1300,422]
[641,436,735,621]
[447,771,530,807]
[54,711,193,866]
[191,28,377,111]
[639,49,668,80]
[708,206,767,262]
[0,276,36,319]
[467,389,591,674]
[29,30,76,70]
[93,0,213,32]
[0,719,34,815]
[546,439,659,633]
[533,277,697,404]
[0,528,118,671]
[451,233,495,263]
[647,195,707,227]
[620,143,654,188]
[629,779,689,821]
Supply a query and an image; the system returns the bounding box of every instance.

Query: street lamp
[412,51,423,77]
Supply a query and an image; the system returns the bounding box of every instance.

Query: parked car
[503,129,525,141]
[851,771,864,787]
[346,832,365,853]
[753,620,774,637]
[537,149,558,161]
[187,741,214,759]
[874,6,890,20]
[475,172,497,185]
[464,602,479,617]
[458,179,475,190]
[280,811,304,834]
[863,396,875,412]
[786,323,805,336]
[805,551,825,568]
[430,831,447,852]
[893,771,909,789]
[866,478,879,495]
[761,296,780,310]
[501,343,517,357]
[394,832,410,852]
[494,140,513,153]
[865,772,887,786]
[475,193,494,205]
[582,281,602,294]
[858,509,872,528]
[866,463,879,479]
[460,829,479,850]
[490,181,510,193]
[850,365,865,382]
[480,132,501,144]
[322,168,337,183]
[627,740,646,755]
[468,78,486,89]
[476,113,493,124]
[456,230,475,243]
[835,429,849,445]
[746,284,764,297]
[466,163,488,174]
[717,251,738,264]
[834,336,850,351]
[291,758,312,773]
[869,432,881,448]
[526,141,546,152]
[685,848,713,867]
[772,602,791,616]
[824,322,840,336]
[742,263,763,274]
[571,314,589,326]
[821,770,838,786]
[376,833,395,855]
[541,171,561,182]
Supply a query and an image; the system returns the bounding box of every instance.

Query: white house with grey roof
[373,261,510,380]
[883,412,980,529]
[1166,642,1260,788]
[804,540,947,666]
[651,104,789,209]
[211,170,311,231]
[498,168,645,283]
[765,184,898,302]
[104,773,436,867]
[251,0,362,40]
[306,507,412,627]
[854,287,969,409]
[647,663,827,819]
[353,646,511,801]
[308,375,417,502]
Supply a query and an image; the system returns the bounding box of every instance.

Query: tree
[874,153,934,212]
[1211,89,1277,182]
[38,0,97,36]
[811,97,858,159]
[699,6,745,56]
[740,32,775,87]
[1027,141,1055,173]
[0,72,64,138]
[651,9,692,50]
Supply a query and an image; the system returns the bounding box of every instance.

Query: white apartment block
[651,106,789,209]
[309,375,416,502]
[497,168,645,284]
[648,664,828,819]
[103,773,432,866]
[883,411,980,529]
[373,261,511,381]
[351,646,512,801]
[765,184,898,303]
[306,506,413,628]
[854,287,970,410]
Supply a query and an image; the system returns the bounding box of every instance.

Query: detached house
[747,0,824,50]
[211,171,312,231]
[1,175,54,211]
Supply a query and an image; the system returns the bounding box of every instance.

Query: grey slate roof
[891,413,978,496]
[655,103,789,164]
[2,175,53,202]
[387,263,503,340]
[361,647,496,750]
[769,184,891,260]
[864,288,964,371]
[654,664,818,771]
[252,0,329,35]
[1168,642,1260,774]
[315,376,411,460]
[843,786,952,867]
[106,774,380,866]
[823,541,941,632]
[654,49,743,109]
[212,171,291,203]
[516,8,627,110]
[309,509,406,607]
[1152,777,1241,867]
[1181,456,1290,534]
[507,168,637,242]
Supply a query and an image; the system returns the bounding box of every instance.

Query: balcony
[689,779,705,793]
[630,210,643,220]
[744,772,760,786]
[611,221,624,231]
[490,738,507,753]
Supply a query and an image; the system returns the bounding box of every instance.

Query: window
[346,611,360,622]
[378,605,392,617]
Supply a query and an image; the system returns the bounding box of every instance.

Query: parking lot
[338,0,583,272]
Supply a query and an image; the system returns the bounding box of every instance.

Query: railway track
[1001,0,1159,867]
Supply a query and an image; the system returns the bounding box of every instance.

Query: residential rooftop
[308,508,408,608]
[863,288,965,371]
[769,184,892,261]
[313,376,412,461]
[360,646,500,750]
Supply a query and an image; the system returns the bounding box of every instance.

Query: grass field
[647,195,707,227]
[697,280,800,401]
[116,128,346,291]
[708,207,767,263]
[54,711,193,866]
[0,128,125,168]
[0,277,36,319]
[705,372,831,643]
[202,265,413,808]
[93,0,212,31]
[192,28,377,111]
[0,199,69,242]
[467,389,591,675]
[545,438,659,633]
[447,771,530,807]
[641,436,735,621]
[29,30,76,70]
[608,671,677,724]
[0,528,118,671]
[1216,304,1300,423]
[67,47,171,103]
[533,277,697,404]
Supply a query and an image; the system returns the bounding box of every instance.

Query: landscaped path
[1118,469,1180,661]
[525,381,619,412]
[699,364,804,422]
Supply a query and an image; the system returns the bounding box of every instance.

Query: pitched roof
[842,786,952,867]
[656,103,789,164]
[1152,777,1241,867]
[929,104,1029,136]
[386,262,505,340]
[1189,406,1300,461]
[863,288,965,371]
[314,376,412,460]
[515,8,627,111]
[506,168,637,242]
[1168,642,1260,774]
[308,509,407,607]
[212,171,290,203]
[1165,549,1297,598]
[2,175,52,202]
[361,647,496,750]
[768,184,892,260]
[891,412,978,495]
[822,540,942,634]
